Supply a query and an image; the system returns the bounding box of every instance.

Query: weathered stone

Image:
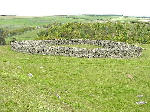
[10,39,143,58]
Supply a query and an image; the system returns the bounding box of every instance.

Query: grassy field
[1,15,150,111]
[0,16,87,29]
[5,28,47,44]
[0,15,144,30]
[0,44,150,112]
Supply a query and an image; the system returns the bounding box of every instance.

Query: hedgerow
[3,27,36,38]
[37,22,150,44]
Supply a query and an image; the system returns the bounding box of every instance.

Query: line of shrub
[37,22,150,44]
[2,27,36,38]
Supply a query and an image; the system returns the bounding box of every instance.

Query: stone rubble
[11,39,143,58]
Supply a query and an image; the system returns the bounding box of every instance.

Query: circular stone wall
[11,39,143,58]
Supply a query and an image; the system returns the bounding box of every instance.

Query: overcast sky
[0,0,150,16]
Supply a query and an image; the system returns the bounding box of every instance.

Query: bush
[0,29,6,45]
[37,22,150,44]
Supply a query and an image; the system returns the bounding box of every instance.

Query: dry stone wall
[11,39,143,58]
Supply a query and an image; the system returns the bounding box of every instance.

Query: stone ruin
[0,29,6,45]
[10,39,143,58]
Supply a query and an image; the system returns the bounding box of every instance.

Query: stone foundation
[11,39,143,58]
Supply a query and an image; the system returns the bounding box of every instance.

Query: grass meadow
[0,15,150,112]
[1,44,150,112]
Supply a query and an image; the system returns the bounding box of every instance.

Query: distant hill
[82,14,123,16]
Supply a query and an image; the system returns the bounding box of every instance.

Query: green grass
[5,28,47,44]
[1,15,150,111]
[0,16,87,30]
[65,15,123,21]
[0,15,144,30]
[53,44,102,49]
[0,16,89,41]
[0,44,150,112]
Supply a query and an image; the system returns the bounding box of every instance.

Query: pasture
[0,15,150,112]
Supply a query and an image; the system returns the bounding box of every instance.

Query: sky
[0,0,150,16]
